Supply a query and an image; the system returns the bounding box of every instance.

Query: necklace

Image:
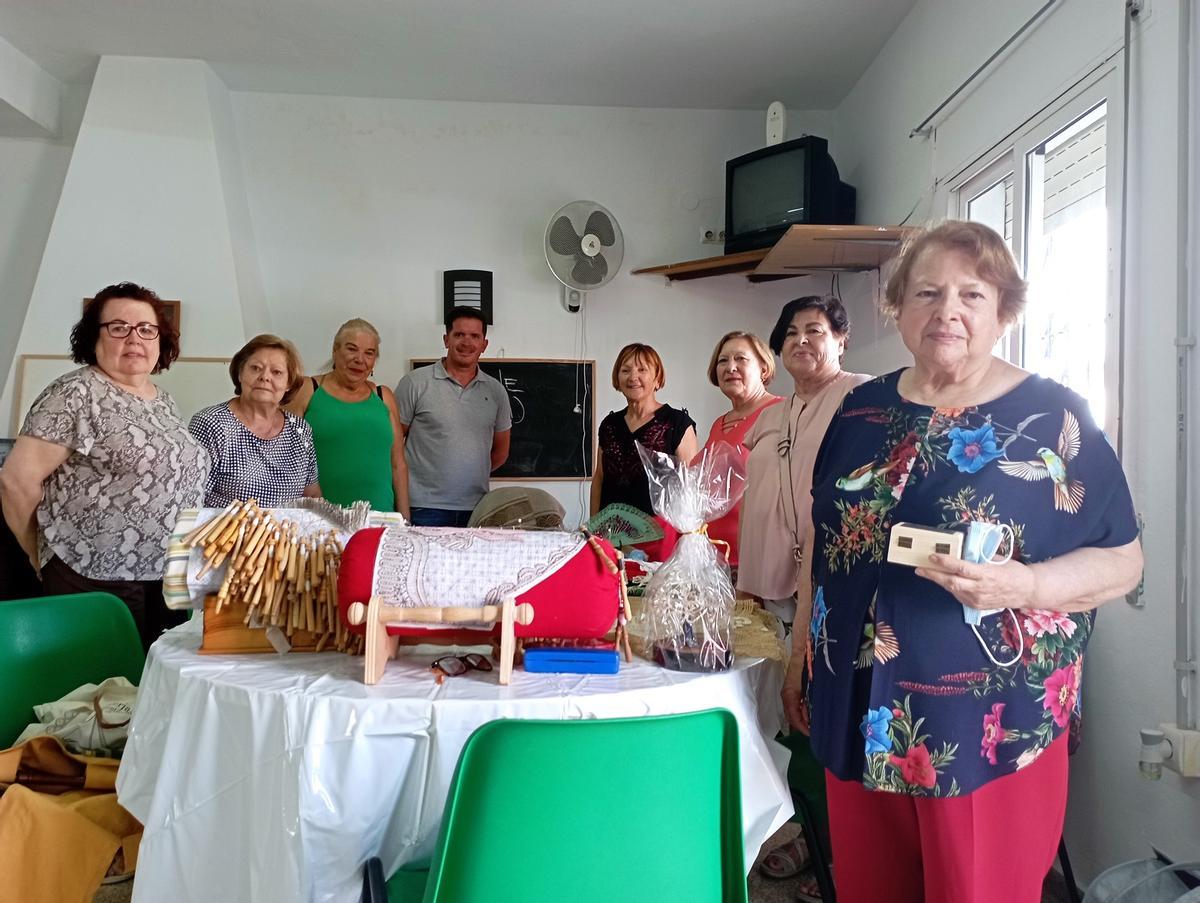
[776,395,805,563]
[774,374,839,565]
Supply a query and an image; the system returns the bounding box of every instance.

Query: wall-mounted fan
[544,201,624,312]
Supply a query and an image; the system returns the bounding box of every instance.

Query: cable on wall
[1172,0,1196,731]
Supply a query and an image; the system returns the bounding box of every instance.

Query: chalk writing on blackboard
[495,369,527,426]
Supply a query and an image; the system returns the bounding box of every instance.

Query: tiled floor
[92,880,132,903]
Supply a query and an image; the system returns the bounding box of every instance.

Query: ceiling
[0,0,917,110]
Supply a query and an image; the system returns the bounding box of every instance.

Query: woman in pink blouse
[700,332,782,575]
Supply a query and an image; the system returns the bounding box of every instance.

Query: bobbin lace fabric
[370,527,585,626]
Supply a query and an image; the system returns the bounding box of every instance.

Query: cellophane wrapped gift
[635,440,746,671]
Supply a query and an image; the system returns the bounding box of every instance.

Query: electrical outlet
[1161,723,1200,777]
[701,228,725,245]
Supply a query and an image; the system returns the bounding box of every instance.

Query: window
[1025,104,1109,425]
[949,72,1122,438]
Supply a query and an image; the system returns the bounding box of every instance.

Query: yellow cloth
[0,736,141,903]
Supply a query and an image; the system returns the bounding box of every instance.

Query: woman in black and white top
[189,335,321,508]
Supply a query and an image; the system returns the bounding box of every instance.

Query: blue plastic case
[523,648,620,675]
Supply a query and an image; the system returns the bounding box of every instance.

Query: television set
[723,135,856,254]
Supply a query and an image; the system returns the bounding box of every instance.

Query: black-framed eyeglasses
[431,653,493,684]
[100,320,160,340]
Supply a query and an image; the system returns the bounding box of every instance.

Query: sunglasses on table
[431,653,493,684]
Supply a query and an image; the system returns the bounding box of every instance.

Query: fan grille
[545,201,624,291]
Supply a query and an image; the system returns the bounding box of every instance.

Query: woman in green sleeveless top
[287,319,410,516]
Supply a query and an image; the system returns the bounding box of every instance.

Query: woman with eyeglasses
[0,283,209,651]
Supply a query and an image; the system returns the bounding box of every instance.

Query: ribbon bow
[680,522,732,563]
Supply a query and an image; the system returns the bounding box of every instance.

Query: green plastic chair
[0,592,145,748]
[363,709,748,903]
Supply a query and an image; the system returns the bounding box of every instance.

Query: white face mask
[962,520,1014,568]
[960,520,1023,666]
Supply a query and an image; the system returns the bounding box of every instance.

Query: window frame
[941,68,1125,440]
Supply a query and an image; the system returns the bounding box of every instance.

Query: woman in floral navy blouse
[786,221,1142,903]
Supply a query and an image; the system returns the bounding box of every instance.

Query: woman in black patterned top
[591,343,698,518]
[0,283,209,650]
[189,335,321,508]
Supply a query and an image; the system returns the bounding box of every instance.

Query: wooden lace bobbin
[210,503,254,555]
[306,538,321,632]
[183,500,241,547]
[215,522,248,614]
[583,533,632,662]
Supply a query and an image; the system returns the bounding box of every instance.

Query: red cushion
[338,528,621,641]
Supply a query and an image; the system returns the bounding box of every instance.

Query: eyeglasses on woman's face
[100,320,160,340]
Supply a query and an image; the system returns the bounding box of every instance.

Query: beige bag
[14,677,137,758]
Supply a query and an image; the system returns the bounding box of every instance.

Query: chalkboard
[409,358,595,480]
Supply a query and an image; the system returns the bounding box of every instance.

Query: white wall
[0,57,265,433]
[831,0,1199,880]
[230,91,837,524]
[0,86,87,409]
[0,32,61,137]
[0,135,72,404]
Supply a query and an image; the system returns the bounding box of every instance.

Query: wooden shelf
[631,224,914,283]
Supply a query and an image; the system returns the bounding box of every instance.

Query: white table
[117,620,793,903]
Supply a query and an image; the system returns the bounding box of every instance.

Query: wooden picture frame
[12,354,231,434]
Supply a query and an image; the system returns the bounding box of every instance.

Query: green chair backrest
[415,709,747,903]
[0,592,145,748]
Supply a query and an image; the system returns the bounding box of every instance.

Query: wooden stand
[345,596,535,686]
[198,595,322,654]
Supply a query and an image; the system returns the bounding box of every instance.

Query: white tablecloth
[117,620,793,903]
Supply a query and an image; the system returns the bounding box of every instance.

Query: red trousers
[824,731,1068,903]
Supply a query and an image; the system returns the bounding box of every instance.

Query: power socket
[1160,723,1200,777]
[701,228,725,245]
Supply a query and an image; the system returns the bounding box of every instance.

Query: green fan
[586,503,663,548]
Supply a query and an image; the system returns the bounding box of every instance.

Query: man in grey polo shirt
[396,307,512,527]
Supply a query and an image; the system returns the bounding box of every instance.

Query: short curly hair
[882,220,1027,324]
[70,283,180,374]
[229,334,305,405]
[768,295,851,356]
